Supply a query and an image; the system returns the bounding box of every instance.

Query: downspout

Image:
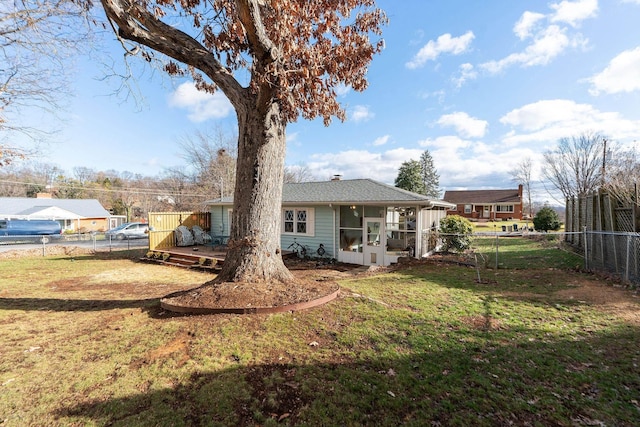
[330,204,336,259]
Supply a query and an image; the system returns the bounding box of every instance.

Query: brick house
[443,185,524,221]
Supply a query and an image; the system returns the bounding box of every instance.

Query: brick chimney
[331,174,342,181]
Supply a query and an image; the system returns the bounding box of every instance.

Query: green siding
[210,205,231,237]
[281,206,336,259]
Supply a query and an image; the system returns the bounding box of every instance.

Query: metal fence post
[583,226,588,271]
[495,232,499,270]
[626,234,631,283]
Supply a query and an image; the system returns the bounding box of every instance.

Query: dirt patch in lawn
[555,280,640,325]
[159,259,361,312]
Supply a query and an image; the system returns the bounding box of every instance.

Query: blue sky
[22,0,640,202]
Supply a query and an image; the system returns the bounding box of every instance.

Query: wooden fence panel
[148,212,211,250]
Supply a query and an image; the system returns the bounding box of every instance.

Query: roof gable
[0,197,110,219]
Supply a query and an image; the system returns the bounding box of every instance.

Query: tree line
[0,127,316,221]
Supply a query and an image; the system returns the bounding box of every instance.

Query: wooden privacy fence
[565,190,640,286]
[148,211,211,250]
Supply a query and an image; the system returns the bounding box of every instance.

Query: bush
[439,215,473,253]
[533,206,561,232]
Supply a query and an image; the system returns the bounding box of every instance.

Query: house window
[495,205,514,213]
[282,208,314,236]
[464,204,472,214]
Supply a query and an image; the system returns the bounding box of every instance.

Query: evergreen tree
[533,206,562,232]
[420,150,441,198]
[395,160,426,194]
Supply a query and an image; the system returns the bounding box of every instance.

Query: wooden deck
[144,244,297,272]
[144,244,227,271]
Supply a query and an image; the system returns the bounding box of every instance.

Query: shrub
[439,215,473,253]
[533,206,562,232]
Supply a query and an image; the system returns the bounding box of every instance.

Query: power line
[0,179,213,198]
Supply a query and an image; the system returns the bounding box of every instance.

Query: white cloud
[587,47,640,95]
[417,135,526,187]
[452,63,478,88]
[514,11,546,40]
[436,112,488,138]
[481,25,576,73]
[306,148,423,183]
[168,82,233,123]
[481,1,595,74]
[350,105,374,122]
[286,131,300,147]
[550,0,598,27]
[334,83,351,97]
[372,135,391,146]
[406,31,475,69]
[499,99,640,145]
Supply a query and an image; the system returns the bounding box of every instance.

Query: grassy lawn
[1,243,639,426]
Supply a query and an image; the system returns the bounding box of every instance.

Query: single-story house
[443,185,523,221]
[206,178,455,267]
[0,194,114,232]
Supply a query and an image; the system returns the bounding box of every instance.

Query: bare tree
[510,157,534,218]
[0,0,92,162]
[604,146,640,206]
[284,164,316,183]
[542,132,608,199]
[178,127,237,200]
[100,0,387,284]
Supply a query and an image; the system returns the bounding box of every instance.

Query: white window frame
[495,205,514,213]
[282,208,315,237]
[464,204,472,214]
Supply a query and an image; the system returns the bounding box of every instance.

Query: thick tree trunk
[216,100,294,283]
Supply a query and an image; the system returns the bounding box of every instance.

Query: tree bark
[216,98,294,283]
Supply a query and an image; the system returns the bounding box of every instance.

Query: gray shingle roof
[0,197,111,218]
[207,179,455,208]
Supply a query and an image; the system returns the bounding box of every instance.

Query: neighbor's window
[495,205,514,213]
[282,208,314,236]
[464,204,472,214]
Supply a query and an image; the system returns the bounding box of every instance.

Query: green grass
[1,244,639,426]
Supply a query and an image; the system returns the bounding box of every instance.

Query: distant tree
[533,206,561,232]
[284,164,316,183]
[542,132,608,199]
[603,146,640,206]
[100,0,387,283]
[510,157,534,218]
[419,150,440,198]
[395,160,426,194]
[439,215,473,253]
[1,0,92,163]
[171,127,238,205]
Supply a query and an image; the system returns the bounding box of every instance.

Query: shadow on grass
[53,326,640,426]
[0,297,159,312]
[45,248,149,262]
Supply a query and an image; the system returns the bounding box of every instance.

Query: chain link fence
[576,230,640,285]
[422,229,639,287]
[0,232,149,256]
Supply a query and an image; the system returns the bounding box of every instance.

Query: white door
[483,206,490,218]
[363,218,384,266]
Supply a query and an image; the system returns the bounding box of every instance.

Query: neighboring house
[0,194,113,232]
[206,178,455,267]
[443,185,524,221]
